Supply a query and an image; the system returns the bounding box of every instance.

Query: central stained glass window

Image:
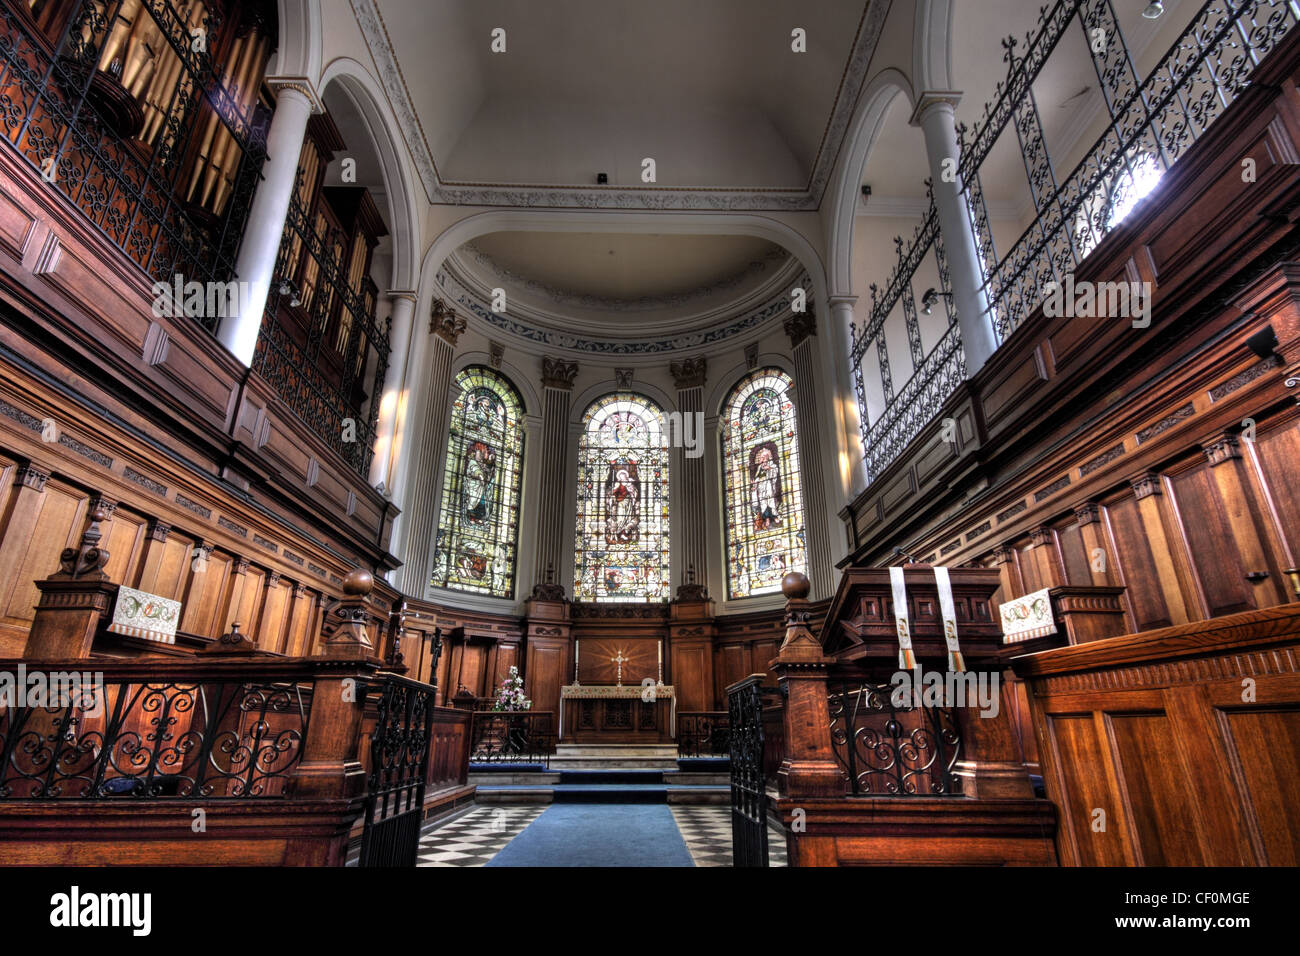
[573,393,670,602]
[430,367,525,598]
[721,368,806,599]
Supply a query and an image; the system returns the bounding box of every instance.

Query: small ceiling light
[278,279,301,307]
[1142,1,1164,19]
[920,287,952,315]
[596,172,608,184]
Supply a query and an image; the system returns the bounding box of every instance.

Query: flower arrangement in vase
[492,665,532,712]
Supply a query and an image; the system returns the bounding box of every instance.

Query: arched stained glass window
[574,393,670,602]
[721,368,806,599]
[431,367,525,599]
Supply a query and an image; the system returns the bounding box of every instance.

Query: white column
[532,358,578,594]
[911,92,998,374]
[786,312,836,599]
[369,291,417,489]
[827,295,868,494]
[219,83,317,366]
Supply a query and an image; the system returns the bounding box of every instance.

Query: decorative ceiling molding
[455,242,792,313]
[445,242,806,340]
[435,266,811,357]
[350,0,890,211]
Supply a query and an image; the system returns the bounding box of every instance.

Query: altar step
[470,760,730,805]
[549,744,680,770]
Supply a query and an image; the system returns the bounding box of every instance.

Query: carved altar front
[559,684,676,743]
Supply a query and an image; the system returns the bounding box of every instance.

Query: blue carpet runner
[486,803,695,867]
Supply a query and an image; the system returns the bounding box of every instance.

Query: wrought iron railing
[677,711,730,757]
[0,0,268,333]
[468,711,556,766]
[727,676,779,867]
[850,193,965,483]
[957,0,1300,340]
[358,673,435,867]
[251,182,390,475]
[827,680,962,796]
[0,676,309,799]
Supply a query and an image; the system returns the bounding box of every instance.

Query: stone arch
[416,209,831,334]
[824,68,915,300]
[318,58,422,292]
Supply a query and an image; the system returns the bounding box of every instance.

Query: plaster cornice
[435,266,812,360]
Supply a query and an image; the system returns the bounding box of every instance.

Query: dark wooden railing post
[289,569,381,802]
[23,505,118,659]
[770,571,842,800]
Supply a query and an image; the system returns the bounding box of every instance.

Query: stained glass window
[721,368,806,599]
[430,367,525,599]
[574,393,671,602]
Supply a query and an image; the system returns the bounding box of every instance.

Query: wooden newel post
[24,506,118,659]
[290,568,381,801]
[771,571,843,799]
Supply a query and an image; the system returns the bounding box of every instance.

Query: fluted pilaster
[786,312,835,598]
[397,300,464,595]
[671,356,708,596]
[533,357,579,595]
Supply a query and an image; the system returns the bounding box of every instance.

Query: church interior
[0,0,1297,896]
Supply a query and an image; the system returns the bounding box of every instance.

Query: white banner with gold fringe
[107,587,181,644]
[888,566,916,670]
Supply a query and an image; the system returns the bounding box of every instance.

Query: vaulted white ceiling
[367,0,873,191]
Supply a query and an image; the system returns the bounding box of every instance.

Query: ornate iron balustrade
[862,324,966,482]
[727,676,775,867]
[677,711,730,757]
[828,680,962,796]
[251,182,390,475]
[850,192,964,483]
[468,710,556,766]
[957,0,1300,340]
[0,0,268,333]
[0,676,309,799]
[359,673,436,867]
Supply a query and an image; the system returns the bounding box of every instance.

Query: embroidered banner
[108,587,181,644]
[999,588,1057,642]
[933,566,966,672]
[888,566,915,670]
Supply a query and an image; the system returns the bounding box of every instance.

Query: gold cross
[610,649,629,686]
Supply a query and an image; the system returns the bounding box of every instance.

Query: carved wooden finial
[343,567,373,596]
[200,621,260,655]
[318,568,377,658]
[781,570,811,601]
[675,563,709,601]
[531,561,566,601]
[55,505,111,580]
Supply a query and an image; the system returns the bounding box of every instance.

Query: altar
[559,683,676,743]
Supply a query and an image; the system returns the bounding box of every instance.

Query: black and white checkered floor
[669,805,789,867]
[415,804,788,867]
[416,805,547,866]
